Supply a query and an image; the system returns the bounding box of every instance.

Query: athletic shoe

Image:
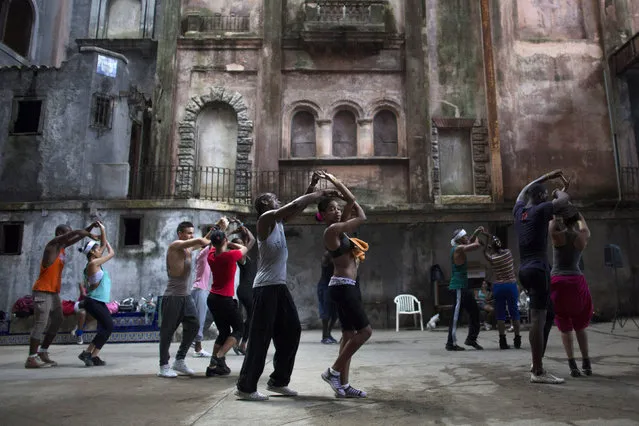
[484,324,492,331]
[234,389,269,401]
[582,358,592,376]
[91,356,107,366]
[445,344,465,351]
[207,356,230,375]
[530,370,565,384]
[464,339,484,350]
[25,356,49,369]
[192,349,212,358]
[513,335,522,349]
[158,364,178,378]
[340,385,367,398]
[321,368,346,397]
[321,338,333,344]
[76,334,84,345]
[37,352,58,366]
[78,350,93,367]
[266,385,298,396]
[172,359,195,375]
[327,336,339,344]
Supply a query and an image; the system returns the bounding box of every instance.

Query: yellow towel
[349,238,369,263]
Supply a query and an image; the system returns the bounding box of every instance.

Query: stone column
[255,0,283,172]
[316,119,332,157]
[358,119,374,157]
[405,0,429,203]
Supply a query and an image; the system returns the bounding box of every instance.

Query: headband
[451,229,467,247]
[82,240,98,255]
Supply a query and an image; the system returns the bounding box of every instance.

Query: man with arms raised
[158,221,211,378]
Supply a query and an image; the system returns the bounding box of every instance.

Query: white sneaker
[158,364,178,378]
[172,359,195,375]
[530,370,565,384]
[192,349,212,358]
[266,384,298,396]
[484,324,492,331]
[234,389,270,401]
[76,333,83,345]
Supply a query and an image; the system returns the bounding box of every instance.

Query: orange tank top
[32,249,66,293]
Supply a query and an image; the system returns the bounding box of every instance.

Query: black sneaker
[582,358,592,376]
[513,335,522,349]
[445,344,465,351]
[499,335,510,350]
[568,359,581,377]
[464,339,484,350]
[209,356,230,375]
[78,351,93,367]
[91,356,106,366]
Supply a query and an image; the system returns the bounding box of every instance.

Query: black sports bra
[329,233,354,258]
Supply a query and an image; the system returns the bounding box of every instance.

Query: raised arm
[305,171,321,194]
[89,240,115,270]
[258,189,341,237]
[50,223,99,248]
[171,237,211,250]
[458,227,485,253]
[574,214,591,250]
[326,201,366,236]
[516,170,563,202]
[321,172,356,222]
[227,226,256,256]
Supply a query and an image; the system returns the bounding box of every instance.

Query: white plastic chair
[394,294,424,332]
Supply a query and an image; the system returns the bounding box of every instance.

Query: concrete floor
[1,322,638,426]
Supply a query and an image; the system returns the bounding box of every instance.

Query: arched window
[0,0,34,57]
[291,111,316,158]
[332,110,357,157]
[106,0,142,38]
[373,109,398,156]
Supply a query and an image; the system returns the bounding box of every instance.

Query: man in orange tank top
[26,222,99,369]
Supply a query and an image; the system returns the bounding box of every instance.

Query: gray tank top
[253,221,288,288]
[165,249,193,296]
[551,231,583,276]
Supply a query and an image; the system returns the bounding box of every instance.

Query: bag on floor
[12,295,34,318]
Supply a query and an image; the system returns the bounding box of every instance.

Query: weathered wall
[2,206,638,328]
[493,0,617,201]
[426,0,487,118]
[0,51,133,202]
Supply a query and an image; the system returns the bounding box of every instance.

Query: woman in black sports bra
[314,171,371,399]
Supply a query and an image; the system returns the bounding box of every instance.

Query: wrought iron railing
[129,166,328,204]
[622,166,639,200]
[183,14,250,34]
[304,0,387,27]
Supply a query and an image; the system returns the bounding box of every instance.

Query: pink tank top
[192,246,212,291]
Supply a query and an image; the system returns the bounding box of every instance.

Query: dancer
[235,185,341,401]
[232,236,255,355]
[446,227,484,351]
[26,222,99,368]
[317,172,371,398]
[514,170,570,384]
[191,220,223,358]
[78,222,115,366]
[205,226,255,376]
[476,281,494,331]
[158,221,210,378]
[482,233,522,350]
[549,206,593,377]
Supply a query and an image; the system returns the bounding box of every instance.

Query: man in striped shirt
[483,233,522,350]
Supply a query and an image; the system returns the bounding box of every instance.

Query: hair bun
[315,212,323,222]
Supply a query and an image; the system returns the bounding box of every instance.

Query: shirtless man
[514,170,570,384]
[446,227,485,351]
[158,221,211,378]
[26,223,99,368]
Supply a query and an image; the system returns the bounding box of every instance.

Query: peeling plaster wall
[494,0,616,201]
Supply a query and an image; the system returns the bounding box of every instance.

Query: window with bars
[91,93,114,130]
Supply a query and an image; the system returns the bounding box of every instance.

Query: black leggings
[236,286,253,342]
[83,297,113,350]
[207,293,243,347]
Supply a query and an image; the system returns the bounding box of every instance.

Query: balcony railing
[611,31,639,75]
[129,166,328,204]
[304,0,387,29]
[622,167,639,200]
[183,14,250,35]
